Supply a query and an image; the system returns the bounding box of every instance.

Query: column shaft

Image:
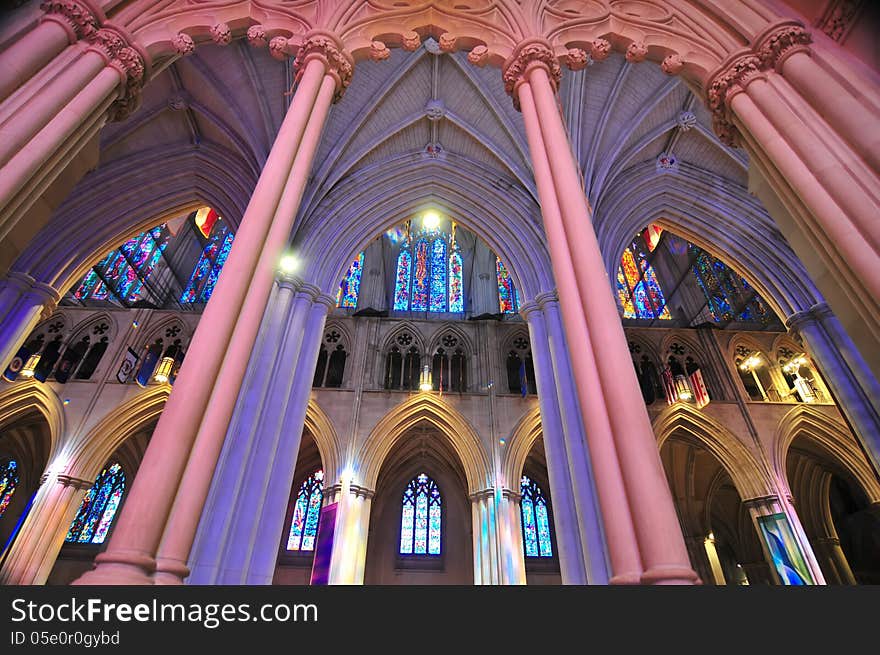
[516,77,642,584]
[73,59,328,585]
[0,19,72,103]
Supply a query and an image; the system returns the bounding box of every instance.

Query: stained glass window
[399,473,441,556]
[520,476,553,558]
[690,245,771,324]
[0,459,18,518]
[336,252,364,308]
[65,462,125,544]
[180,215,234,304]
[617,226,671,320]
[286,469,324,551]
[72,226,171,305]
[496,257,520,314]
[392,226,464,313]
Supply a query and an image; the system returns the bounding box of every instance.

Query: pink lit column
[72,41,343,585]
[512,41,697,584]
[513,58,643,584]
[0,272,60,371]
[153,52,340,584]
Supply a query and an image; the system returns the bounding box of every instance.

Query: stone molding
[292,31,354,103]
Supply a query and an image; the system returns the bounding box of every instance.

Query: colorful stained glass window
[429,239,448,312]
[520,476,552,557]
[392,226,463,313]
[448,245,463,312]
[617,227,671,320]
[497,257,519,314]
[394,248,412,310]
[690,245,771,324]
[180,215,234,304]
[65,462,125,544]
[399,473,441,556]
[0,459,18,518]
[286,469,324,551]
[336,252,364,308]
[73,225,171,305]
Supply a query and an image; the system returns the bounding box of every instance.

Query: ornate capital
[210,22,232,46]
[661,54,684,75]
[534,290,560,309]
[401,30,421,52]
[502,39,561,111]
[89,27,146,122]
[758,24,812,71]
[370,40,390,61]
[269,36,290,61]
[501,488,522,503]
[625,42,648,63]
[467,44,489,67]
[172,33,194,57]
[590,38,611,62]
[517,300,540,322]
[469,488,495,503]
[56,474,94,490]
[246,24,267,48]
[565,47,591,71]
[293,32,354,103]
[706,54,762,146]
[785,308,815,335]
[40,0,100,43]
[349,483,375,500]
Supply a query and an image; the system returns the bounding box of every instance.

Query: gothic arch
[773,406,880,505]
[502,404,542,488]
[62,386,169,482]
[11,144,251,292]
[427,324,475,356]
[66,312,118,345]
[626,333,661,365]
[138,316,191,350]
[320,320,353,352]
[302,398,342,486]
[380,321,428,355]
[659,332,711,368]
[0,380,65,462]
[727,333,772,365]
[653,404,774,502]
[357,394,492,493]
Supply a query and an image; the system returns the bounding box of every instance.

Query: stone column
[0,0,101,105]
[507,39,695,584]
[787,303,880,474]
[0,272,60,371]
[471,489,501,585]
[327,483,374,585]
[0,473,91,585]
[0,26,146,241]
[74,34,352,585]
[499,488,527,585]
[540,293,611,584]
[520,300,587,584]
[812,536,857,585]
[185,285,332,584]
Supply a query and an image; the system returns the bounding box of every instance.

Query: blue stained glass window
[65,463,125,544]
[429,239,447,312]
[449,245,463,312]
[411,239,429,311]
[73,225,171,305]
[180,217,234,304]
[520,476,553,558]
[617,228,670,320]
[690,244,771,324]
[336,252,364,308]
[286,470,324,551]
[400,473,441,556]
[496,258,519,314]
[394,248,412,310]
[0,459,18,518]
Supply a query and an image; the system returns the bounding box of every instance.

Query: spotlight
[423,211,440,230]
[419,364,432,392]
[279,254,299,274]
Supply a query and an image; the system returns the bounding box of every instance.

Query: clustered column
[73,32,352,585]
[0,272,60,371]
[502,39,697,584]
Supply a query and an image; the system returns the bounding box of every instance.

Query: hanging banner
[2,345,30,382]
[688,369,711,408]
[756,513,814,586]
[661,366,677,405]
[309,502,338,586]
[116,347,140,384]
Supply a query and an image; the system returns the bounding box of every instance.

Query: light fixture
[153,356,175,383]
[419,364,432,392]
[20,353,40,378]
[740,354,761,371]
[423,211,440,230]
[279,254,299,274]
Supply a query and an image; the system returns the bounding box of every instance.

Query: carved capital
[468,44,489,67]
[210,22,232,46]
[40,0,100,42]
[88,27,146,122]
[401,30,421,51]
[661,54,683,75]
[370,40,390,61]
[172,32,195,57]
[501,488,522,503]
[565,47,591,71]
[625,42,648,63]
[293,32,354,103]
[590,38,611,61]
[439,32,457,52]
[758,24,812,71]
[502,39,561,110]
[269,35,290,60]
[246,24,267,48]
[56,474,94,490]
[706,54,762,146]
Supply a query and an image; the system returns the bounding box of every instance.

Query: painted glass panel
[0,459,18,518]
[448,245,463,312]
[429,239,447,312]
[400,473,441,556]
[286,470,324,551]
[520,476,553,558]
[497,258,518,314]
[336,252,364,308]
[65,463,125,544]
[411,239,429,311]
[393,248,412,311]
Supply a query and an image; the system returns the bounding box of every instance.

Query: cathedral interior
[0,0,878,587]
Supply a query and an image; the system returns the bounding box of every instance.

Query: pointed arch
[653,404,774,502]
[773,406,880,504]
[358,394,491,494]
[502,404,543,488]
[66,312,118,344]
[302,398,342,487]
[381,322,428,355]
[0,380,65,459]
[426,324,475,357]
[63,386,169,482]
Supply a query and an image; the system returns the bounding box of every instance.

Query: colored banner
[756,512,814,585]
[309,502,338,586]
[117,347,140,384]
